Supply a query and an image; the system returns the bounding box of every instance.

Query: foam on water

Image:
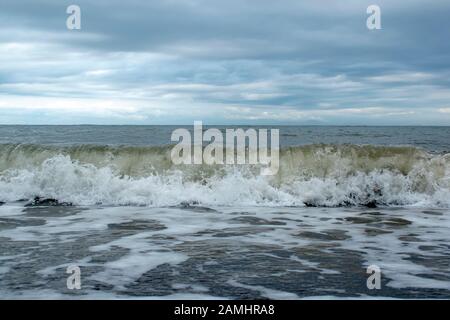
[0,144,449,208]
[0,204,449,299]
[1,129,449,299]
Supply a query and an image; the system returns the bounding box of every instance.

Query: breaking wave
[0,143,449,208]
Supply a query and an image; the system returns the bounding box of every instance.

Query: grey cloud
[0,0,450,124]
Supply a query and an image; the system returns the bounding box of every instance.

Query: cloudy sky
[1,0,450,125]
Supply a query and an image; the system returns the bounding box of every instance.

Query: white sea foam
[0,204,449,298]
[0,144,449,208]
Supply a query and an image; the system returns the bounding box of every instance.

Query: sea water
[0,125,449,299]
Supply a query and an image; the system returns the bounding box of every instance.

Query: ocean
[0,125,449,299]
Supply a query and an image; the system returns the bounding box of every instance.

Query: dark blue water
[0,125,449,153]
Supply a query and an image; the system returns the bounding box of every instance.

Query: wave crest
[0,143,449,207]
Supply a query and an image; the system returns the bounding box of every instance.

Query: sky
[0,0,450,125]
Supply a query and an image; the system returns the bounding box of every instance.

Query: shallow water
[0,204,449,299]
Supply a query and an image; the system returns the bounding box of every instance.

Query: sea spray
[0,143,449,207]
